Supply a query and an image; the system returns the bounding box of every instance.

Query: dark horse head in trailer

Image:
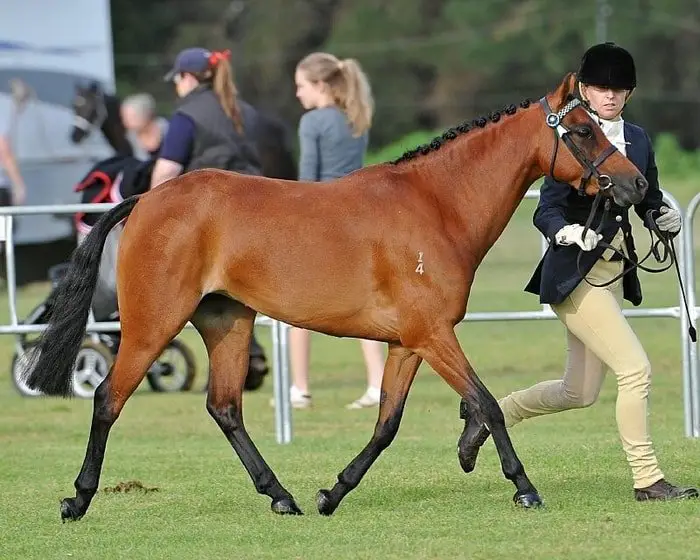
[70,81,133,157]
[26,73,647,522]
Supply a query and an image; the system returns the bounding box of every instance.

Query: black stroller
[12,264,270,398]
[11,263,199,397]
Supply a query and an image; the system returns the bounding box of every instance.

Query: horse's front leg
[457,398,491,473]
[317,343,421,515]
[416,326,543,509]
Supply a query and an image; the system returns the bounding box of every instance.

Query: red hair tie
[208,49,231,66]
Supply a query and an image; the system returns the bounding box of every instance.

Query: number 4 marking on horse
[415,251,424,275]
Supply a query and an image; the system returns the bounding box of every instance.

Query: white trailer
[0,0,115,259]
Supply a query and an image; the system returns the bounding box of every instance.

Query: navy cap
[163,47,213,82]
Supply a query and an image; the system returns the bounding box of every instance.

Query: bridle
[539,96,617,197]
[539,95,696,341]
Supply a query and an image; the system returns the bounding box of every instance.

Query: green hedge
[652,133,700,181]
[365,130,440,165]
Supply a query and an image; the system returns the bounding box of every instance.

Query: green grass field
[1,178,700,559]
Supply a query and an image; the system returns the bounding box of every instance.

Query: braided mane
[392,98,536,164]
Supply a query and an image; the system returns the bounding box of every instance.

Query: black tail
[22,196,140,397]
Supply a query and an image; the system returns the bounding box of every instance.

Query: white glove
[655,206,681,234]
[554,224,602,251]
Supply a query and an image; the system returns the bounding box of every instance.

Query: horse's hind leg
[60,329,187,521]
[416,327,542,509]
[317,343,421,516]
[191,295,301,515]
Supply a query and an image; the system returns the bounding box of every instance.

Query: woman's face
[174,73,199,98]
[295,69,330,110]
[581,84,630,120]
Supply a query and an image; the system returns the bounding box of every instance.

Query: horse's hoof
[60,498,84,522]
[457,446,479,474]
[513,491,543,509]
[271,497,303,516]
[457,425,490,474]
[316,489,338,516]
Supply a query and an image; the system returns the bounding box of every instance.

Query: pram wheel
[71,339,114,398]
[11,339,113,398]
[11,343,43,397]
[146,339,196,392]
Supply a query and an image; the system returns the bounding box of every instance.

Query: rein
[575,191,696,341]
[578,195,672,284]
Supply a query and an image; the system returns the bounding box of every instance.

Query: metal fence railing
[1,187,696,443]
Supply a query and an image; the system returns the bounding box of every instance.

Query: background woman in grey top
[288,51,384,410]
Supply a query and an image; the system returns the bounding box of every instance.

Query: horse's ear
[549,72,578,112]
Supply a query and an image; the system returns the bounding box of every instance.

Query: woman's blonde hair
[192,49,244,135]
[296,52,374,137]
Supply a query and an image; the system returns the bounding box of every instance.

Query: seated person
[120,93,169,160]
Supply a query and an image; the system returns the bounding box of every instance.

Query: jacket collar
[623,122,644,170]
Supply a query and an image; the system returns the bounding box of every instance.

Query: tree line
[111,0,700,150]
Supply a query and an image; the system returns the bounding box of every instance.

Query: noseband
[539,96,617,197]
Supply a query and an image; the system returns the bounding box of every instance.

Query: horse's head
[70,81,107,144]
[538,72,647,208]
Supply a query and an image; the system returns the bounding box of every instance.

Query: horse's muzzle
[611,176,648,207]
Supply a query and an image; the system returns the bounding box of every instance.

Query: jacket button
[615,215,622,222]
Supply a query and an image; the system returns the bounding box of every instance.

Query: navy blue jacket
[524,122,665,306]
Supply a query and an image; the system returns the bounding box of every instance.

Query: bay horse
[24,73,648,521]
[69,81,299,180]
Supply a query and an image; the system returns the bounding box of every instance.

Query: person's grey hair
[122,93,157,120]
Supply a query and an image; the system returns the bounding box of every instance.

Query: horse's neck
[429,108,544,265]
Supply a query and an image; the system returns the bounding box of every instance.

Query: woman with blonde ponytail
[280,51,383,410]
[150,46,261,189]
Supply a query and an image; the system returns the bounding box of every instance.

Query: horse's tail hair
[22,196,140,397]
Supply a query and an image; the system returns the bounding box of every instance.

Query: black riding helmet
[578,42,636,90]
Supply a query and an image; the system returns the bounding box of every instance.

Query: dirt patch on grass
[102,480,159,494]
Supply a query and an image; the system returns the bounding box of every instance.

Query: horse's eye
[575,125,592,138]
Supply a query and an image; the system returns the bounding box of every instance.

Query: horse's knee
[467,386,503,428]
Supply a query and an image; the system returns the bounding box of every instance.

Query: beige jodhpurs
[499,253,664,489]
